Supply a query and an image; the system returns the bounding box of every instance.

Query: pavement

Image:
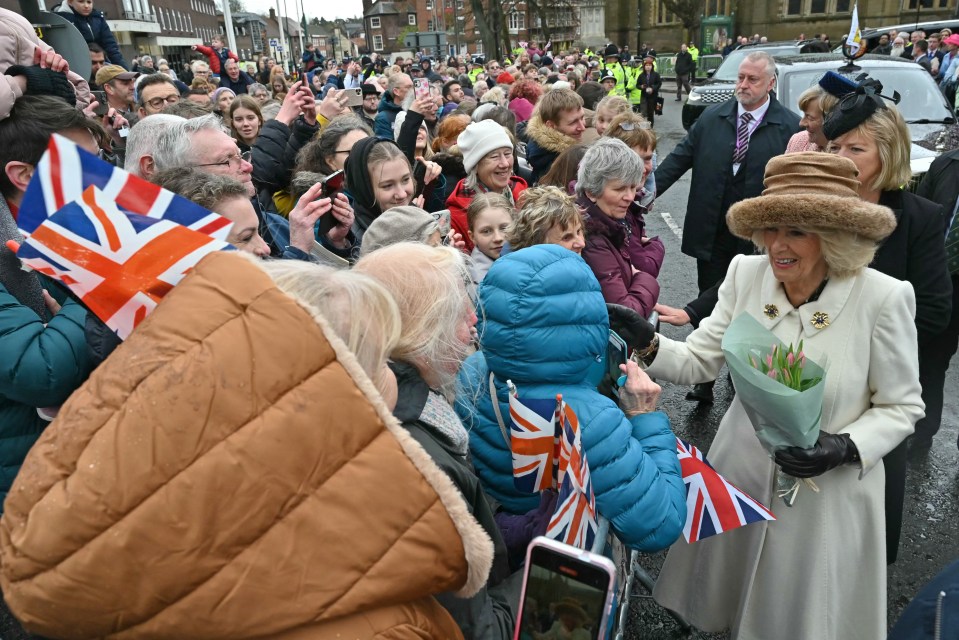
[621,87,959,639]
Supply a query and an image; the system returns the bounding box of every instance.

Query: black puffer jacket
[251,117,319,209]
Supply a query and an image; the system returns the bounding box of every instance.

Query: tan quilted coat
[0,252,493,639]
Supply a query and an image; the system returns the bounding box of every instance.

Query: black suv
[681,41,808,130]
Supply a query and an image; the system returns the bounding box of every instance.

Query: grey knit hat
[360,206,449,256]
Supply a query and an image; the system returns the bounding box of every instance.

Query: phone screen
[606,331,628,393]
[516,543,614,640]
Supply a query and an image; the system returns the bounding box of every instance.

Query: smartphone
[411,159,427,198]
[318,170,345,238]
[514,537,617,640]
[607,330,628,394]
[344,87,363,107]
[414,77,431,100]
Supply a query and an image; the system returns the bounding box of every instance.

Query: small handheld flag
[677,438,775,543]
[17,186,233,339]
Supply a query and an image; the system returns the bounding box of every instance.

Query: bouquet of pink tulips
[722,314,827,506]
[749,341,822,392]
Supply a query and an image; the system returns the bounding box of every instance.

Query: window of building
[903,0,933,6]
[426,0,432,8]
[408,13,416,24]
[370,16,380,28]
[373,34,383,49]
[705,0,729,14]
[427,18,434,30]
[653,0,678,24]
[508,11,525,31]
[784,0,853,14]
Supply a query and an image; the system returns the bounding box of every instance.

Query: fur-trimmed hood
[0,252,493,639]
[526,112,580,154]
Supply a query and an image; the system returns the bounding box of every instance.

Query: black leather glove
[774,432,861,478]
[606,303,655,351]
[5,65,76,107]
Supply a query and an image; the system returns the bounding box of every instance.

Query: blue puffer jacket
[455,245,686,551]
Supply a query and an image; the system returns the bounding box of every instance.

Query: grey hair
[387,72,412,92]
[124,114,186,176]
[139,55,154,66]
[575,137,643,198]
[743,51,776,79]
[152,114,230,171]
[248,82,268,96]
[190,60,210,73]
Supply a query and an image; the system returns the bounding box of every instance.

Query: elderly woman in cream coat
[639,152,924,640]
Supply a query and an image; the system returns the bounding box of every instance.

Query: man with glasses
[136,74,180,120]
[356,83,380,128]
[191,60,212,84]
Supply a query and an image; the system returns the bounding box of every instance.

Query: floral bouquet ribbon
[721,313,827,506]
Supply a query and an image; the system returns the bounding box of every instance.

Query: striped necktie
[946,212,959,275]
[733,111,753,165]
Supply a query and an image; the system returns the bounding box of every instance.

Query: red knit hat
[496,71,516,84]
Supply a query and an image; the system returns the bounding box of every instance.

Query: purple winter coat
[578,197,664,318]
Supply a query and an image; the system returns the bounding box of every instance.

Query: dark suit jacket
[654,96,800,261]
[683,189,953,345]
[874,190,952,346]
[916,148,959,224]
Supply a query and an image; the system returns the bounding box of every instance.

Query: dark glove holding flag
[606,303,655,352]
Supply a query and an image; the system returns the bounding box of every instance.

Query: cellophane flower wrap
[721,313,826,506]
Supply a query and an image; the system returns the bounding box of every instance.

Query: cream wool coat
[648,255,924,640]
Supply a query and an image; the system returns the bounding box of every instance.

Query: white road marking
[659,211,683,239]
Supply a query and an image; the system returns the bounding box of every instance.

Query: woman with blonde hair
[356,242,517,639]
[823,84,953,563]
[786,81,843,152]
[508,185,585,254]
[0,250,494,639]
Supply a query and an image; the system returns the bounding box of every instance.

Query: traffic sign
[269,37,279,46]
[276,45,284,52]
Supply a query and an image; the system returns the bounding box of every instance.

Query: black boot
[686,380,715,403]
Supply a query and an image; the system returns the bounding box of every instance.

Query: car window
[714,47,799,81]
[779,66,953,123]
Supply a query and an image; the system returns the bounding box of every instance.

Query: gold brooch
[763,304,779,319]
[810,311,830,329]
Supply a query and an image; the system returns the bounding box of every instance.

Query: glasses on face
[145,94,180,109]
[196,150,252,169]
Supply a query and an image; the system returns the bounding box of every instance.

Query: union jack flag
[17,134,232,241]
[17,185,232,339]
[509,390,558,494]
[677,438,775,543]
[547,402,597,549]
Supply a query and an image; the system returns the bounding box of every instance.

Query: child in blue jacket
[456,244,686,552]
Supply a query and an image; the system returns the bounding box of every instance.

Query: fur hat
[360,206,448,256]
[726,152,896,242]
[457,119,513,173]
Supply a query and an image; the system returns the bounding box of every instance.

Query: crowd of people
[0,2,957,637]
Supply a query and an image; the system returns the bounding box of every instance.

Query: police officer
[688,41,700,81]
[600,44,627,98]
[625,55,644,112]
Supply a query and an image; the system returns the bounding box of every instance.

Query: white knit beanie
[457,120,513,174]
